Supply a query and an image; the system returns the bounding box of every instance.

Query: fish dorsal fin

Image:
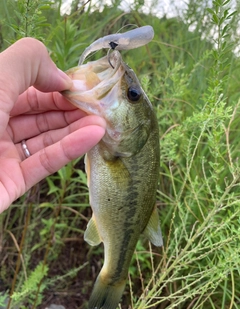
[84,215,102,246]
[144,206,163,247]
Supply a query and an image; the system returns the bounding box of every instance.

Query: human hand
[0,38,106,213]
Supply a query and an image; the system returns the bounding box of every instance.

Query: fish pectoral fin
[144,207,163,247]
[84,216,102,246]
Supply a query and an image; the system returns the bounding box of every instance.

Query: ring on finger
[21,140,31,158]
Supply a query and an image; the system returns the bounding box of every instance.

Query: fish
[62,28,163,309]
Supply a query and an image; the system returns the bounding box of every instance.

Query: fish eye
[127,86,142,102]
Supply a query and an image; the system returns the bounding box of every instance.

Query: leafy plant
[11,262,49,308]
[0,0,240,308]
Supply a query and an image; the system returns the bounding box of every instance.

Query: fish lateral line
[78,25,154,65]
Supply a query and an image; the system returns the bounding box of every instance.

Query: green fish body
[63,50,162,309]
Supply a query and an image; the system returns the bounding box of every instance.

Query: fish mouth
[62,50,125,116]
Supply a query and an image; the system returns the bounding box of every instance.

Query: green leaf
[46,177,59,195]
[206,8,215,15]
[11,262,48,302]
[222,0,231,5]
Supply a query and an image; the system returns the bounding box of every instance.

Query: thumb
[0,37,72,95]
[0,38,72,135]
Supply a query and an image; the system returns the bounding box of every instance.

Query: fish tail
[88,273,126,309]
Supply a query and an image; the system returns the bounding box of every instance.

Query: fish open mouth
[62,51,125,116]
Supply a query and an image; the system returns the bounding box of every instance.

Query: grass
[0,0,240,308]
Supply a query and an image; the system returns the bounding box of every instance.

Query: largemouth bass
[62,35,162,309]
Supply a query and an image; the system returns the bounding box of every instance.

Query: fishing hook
[107,48,115,69]
[107,41,119,69]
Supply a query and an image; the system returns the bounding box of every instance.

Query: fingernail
[58,68,73,88]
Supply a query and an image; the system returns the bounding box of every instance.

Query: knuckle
[36,113,49,133]
[60,139,73,161]
[42,132,54,148]
[39,148,56,174]
[26,87,40,111]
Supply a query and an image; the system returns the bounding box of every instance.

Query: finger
[10,88,76,117]
[15,115,106,159]
[0,38,72,135]
[8,109,88,142]
[20,125,105,190]
[0,38,72,96]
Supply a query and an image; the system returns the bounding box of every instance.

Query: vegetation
[0,0,240,308]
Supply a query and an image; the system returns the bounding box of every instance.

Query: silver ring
[21,140,31,158]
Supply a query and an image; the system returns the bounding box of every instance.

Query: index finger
[10,87,77,116]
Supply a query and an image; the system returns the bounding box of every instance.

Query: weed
[0,0,240,308]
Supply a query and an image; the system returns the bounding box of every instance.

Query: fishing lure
[78,25,154,65]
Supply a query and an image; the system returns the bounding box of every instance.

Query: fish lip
[62,51,124,116]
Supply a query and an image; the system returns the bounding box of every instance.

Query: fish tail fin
[88,273,126,309]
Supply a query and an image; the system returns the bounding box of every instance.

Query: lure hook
[107,41,119,69]
[107,48,115,69]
